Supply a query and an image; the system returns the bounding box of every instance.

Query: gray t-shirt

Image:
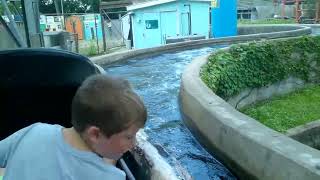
[0,123,126,180]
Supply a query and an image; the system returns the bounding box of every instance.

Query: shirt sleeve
[0,124,35,168]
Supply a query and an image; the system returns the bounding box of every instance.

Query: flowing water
[103,28,320,179]
[103,46,236,180]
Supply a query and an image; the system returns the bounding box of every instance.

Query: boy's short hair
[71,74,147,137]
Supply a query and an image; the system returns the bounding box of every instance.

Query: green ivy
[201,36,320,99]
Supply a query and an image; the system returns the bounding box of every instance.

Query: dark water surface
[103,46,236,180]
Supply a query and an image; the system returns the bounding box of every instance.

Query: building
[40,15,47,32]
[45,16,64,32]
[127,0,211,49]
[65,16,84,40]
[211,0,237,37]
[82,14,103,41]
[237,0,295,20]
[65,14,103,41]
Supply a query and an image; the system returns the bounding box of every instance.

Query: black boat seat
[0,48,100,140]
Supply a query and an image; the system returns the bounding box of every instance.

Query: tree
[80,0,100,13]
[0,1,21,16]
[39,0,100,14]
[39,0,57,14]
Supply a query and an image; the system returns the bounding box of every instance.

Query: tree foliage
[39,0,100,14]
[39,0,57,14]
[0,2,20,15]
[1,0,99,15]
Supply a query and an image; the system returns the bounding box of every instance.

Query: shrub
[201,36,320,99]
[87,41,98,56]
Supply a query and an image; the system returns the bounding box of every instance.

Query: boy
[0,74,147,179]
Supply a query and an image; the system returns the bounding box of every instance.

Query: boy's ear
[87,126,102,143]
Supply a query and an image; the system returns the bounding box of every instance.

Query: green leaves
[200,36,320,99]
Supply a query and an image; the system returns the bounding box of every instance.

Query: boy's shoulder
[28,122,63,132]
[17,122,63,142]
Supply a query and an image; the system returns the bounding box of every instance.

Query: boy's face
[93,124,140,160]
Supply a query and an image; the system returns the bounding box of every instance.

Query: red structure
[277,0,320,23]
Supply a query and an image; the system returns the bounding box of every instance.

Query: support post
[100,8,107,52]
[282,0,286,18]
[54,0,61,15]
[296,0,301,23]
[1,0,27,47]
[94,14,99,54]
[0,15,22,47]
[316,1,320,23]
[21,0,42,47]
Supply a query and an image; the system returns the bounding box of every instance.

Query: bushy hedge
[201,36,320,99]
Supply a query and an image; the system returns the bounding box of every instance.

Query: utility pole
[61,0,64,15]
[282,0,286,18]
[54,0,61,15]
[60,0,65,29]
[21,0,42,47]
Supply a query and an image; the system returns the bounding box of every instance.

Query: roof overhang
[127,0,177,11]
[100,0,133,10]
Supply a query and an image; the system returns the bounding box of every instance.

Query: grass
[79,40,101,57]
[241,85,320,133]
[238,18,296,25]
[79,47,100,57]
[79,45,126,57]
[78,40,127,57]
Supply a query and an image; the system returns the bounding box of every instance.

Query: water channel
[103,45,236,180]
[102,27,320,179]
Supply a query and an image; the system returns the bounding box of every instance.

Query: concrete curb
[91,25,311,66]
[286,120,320,150]
[300,24,320,28]
[179,55,320,179]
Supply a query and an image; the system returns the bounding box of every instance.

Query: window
[211,0,220,8]
[145,20,158,29]
[54,17,60,22]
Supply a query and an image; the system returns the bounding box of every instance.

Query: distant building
[45,16,64,32]
[40,15,47,32]
[237,0,295,20]
[126,0,211,49]
[65,16,84,40]
[82,14,103,41]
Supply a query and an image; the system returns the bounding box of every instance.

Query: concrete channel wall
[91,25,311,65]
[227,76,307,109]
[286,120,320,150]
[179,55,320,180]
[90,25,314,180]
[237,24,301,35]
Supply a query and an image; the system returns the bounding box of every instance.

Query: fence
[104,19,125,48]
[0,22,26,49]
[61,13,126,56]
[0,13,128,57]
